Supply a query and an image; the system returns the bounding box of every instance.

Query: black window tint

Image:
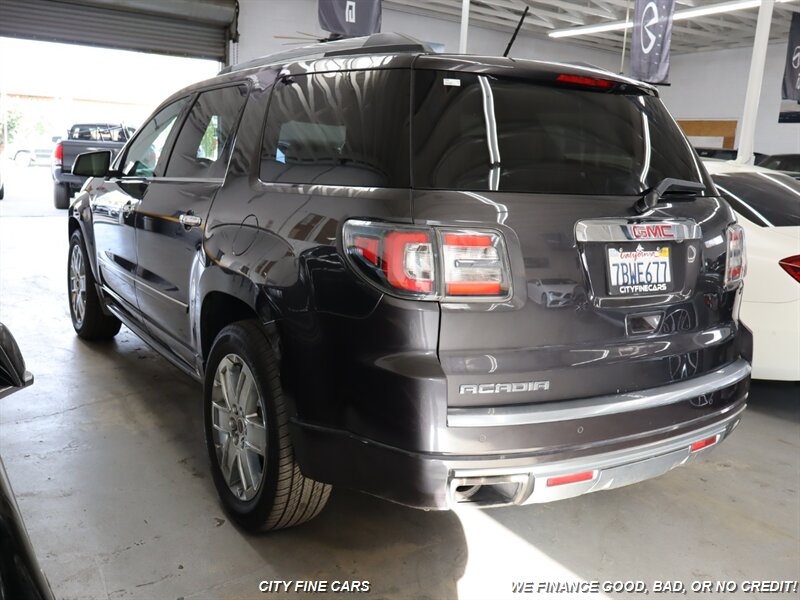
[712,172,800,227]
[166,85,249,179]
[762,155,800,172]
[122,99,189,177]
[260,70,410,187]
[412,70,708,195]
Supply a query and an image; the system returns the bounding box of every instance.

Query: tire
[15,152,31,167]
[54,183,70,209]
[0,184,4,200]
[68,230,121,340]
[204,320,331,532]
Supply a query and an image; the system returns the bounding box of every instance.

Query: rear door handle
[179,214,202,228]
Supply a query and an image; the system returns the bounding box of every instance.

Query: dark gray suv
[67,34,752,531]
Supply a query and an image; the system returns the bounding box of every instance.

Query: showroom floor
[0,163,798,600]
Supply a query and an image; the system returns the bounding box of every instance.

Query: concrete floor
[0,162,798,600]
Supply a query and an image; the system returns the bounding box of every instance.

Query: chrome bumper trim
[447,405,744,507]
[447,358,750,427]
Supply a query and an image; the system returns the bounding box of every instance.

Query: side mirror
[72,150,112,177]
[0,323,32,398]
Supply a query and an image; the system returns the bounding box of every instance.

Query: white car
[528,278,579,307]
[704,160,800,381]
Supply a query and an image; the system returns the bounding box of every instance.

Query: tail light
[723,224,746,289]
[343,220,511,301]
[779,255,800,284]
[555,73,615,90]
[53,142,63,167]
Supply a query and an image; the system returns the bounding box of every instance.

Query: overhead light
[549,0,796,39]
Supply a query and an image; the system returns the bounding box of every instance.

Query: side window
[122,99,189,178]
[260,70,410,187]
[165,85,249,179]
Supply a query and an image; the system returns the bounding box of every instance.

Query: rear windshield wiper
[634,178,705,214]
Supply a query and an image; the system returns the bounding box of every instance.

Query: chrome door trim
[136,278,189,310]
[97,254,135,282]
[98,255,188,310]
[447,358,750,427]
[150,177,224,184]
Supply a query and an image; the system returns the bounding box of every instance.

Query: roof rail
[219,33,432,75]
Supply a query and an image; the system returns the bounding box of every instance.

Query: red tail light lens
[53,142,63,165]
[546,471,596,487]
[383,231,434,293]
[724,224,746,289]
[690,435,719,452]
[352,235,380,266]
[343,221,511,300]
[779,254,800,284]
[556,73,614,90]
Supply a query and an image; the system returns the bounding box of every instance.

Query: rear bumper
[292,359,750,510]
[51,169,86,187]
[446,407,742,506]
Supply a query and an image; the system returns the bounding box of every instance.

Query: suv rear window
[412,70,707,195]
[260,70,410,187]
[712,172,800,227]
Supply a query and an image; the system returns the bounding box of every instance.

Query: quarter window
[121,98,188,178]
[260,70,410,187]
[165,85,249,179]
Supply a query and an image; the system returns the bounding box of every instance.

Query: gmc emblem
[630,224,675,239]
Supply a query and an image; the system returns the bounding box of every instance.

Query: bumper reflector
[546,470,596,487]
[690,435,720,452]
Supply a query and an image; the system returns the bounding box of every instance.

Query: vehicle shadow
[85,333,468,600]
[746,379,799,422]
[241,489,467,599]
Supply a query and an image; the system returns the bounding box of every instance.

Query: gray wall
[660,42,799,155]
[234,0,619,68]
[235,0,797,155]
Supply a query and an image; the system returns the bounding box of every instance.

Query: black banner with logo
[318,0,382,38]
[782,12,800,101]
[631,0,676,84]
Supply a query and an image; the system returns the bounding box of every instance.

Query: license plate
[607,244,673,295]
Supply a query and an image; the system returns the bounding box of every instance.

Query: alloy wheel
[69,244,86,327]
[211,354,268,501]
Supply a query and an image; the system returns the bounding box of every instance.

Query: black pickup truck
[52,123,134,208]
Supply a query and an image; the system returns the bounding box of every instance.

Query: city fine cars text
[259,580,370,593]
[511,580,799,594]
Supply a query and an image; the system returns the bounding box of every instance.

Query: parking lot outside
[0,161,798,599]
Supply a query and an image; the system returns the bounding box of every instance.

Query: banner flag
[782,12,800,101]
[631,0,676,84]
[319,0,382,38]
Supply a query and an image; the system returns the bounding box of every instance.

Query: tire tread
[206,320,330,532]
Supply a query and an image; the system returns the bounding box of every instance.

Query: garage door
[0,0,238,62]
